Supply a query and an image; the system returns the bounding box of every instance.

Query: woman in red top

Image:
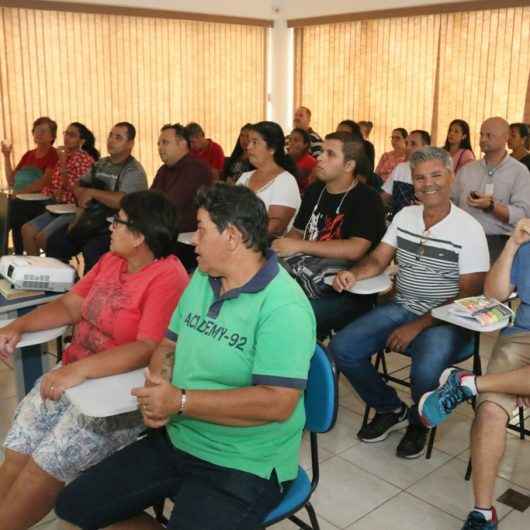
[288,127,318,193]
[0,190,189,530]
[21,122,99,255]
[2,117,59,253]
[375,127,408,182]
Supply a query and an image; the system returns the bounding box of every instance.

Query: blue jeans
[56,429,283,530]
[329,301,474,425]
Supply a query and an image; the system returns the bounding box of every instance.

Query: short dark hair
[32,116,58,143]
[114,122,136,141]
[410,129,431,146]
[290,127,311,147]
[337,120,362,138]
[161,123,190,148]
[510,122,530,149]
[120,190,178,259]
[185,122,205,138]
[359,120,373,131]
[195,183,268,257]
[324,131,365,167]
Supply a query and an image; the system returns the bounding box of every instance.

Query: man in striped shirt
[330,147,490,459]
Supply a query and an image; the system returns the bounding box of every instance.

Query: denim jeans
[310,292,375,340]
[329,301,474,425]
[56,429,283,530]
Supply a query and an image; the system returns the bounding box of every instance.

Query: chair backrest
[304,344,338,434]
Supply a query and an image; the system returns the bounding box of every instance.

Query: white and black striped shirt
[382,204,490,315]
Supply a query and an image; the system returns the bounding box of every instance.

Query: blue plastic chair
[153,344,338,529]
[261,343,338,529]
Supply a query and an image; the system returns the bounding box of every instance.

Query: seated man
[330,147,489,459]
[45,122,147,273]
[186,122,225,180]
[381,129,431,217]
[273,131,386,339]
[151,123,213,271]
[419,217,530,530]
[56,183,316,530]
[452,117,530,263]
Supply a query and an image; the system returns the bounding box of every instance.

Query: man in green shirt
[56,183,316,530]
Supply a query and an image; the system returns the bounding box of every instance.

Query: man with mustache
[330,147,490,459]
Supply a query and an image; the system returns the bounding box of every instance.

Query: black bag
[67,159,131,244]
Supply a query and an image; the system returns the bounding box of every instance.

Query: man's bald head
[480,117,510,155]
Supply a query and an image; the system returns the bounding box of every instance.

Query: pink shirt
[452,149,475,174]
[375,151,406,182]
[63,253,188,364]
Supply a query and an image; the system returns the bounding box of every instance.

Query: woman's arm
[267,204,296,237]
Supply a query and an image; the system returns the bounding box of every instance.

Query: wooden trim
[287,1,530,27]
[0,0,274,27]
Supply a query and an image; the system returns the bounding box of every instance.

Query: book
[450,295,514,326]
[0,278,45,300]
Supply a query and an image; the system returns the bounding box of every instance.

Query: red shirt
[42,149,94,203]
[63,253,188,364]
[295,153,318,193]
[190,139,225,172]
[13,147,59,191]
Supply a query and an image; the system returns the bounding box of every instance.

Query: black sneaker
[396,424,429,459]
[357,404,408,443]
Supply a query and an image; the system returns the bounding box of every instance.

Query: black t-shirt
[293,180,386,249]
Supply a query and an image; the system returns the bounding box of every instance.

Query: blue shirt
[503,241,530,335]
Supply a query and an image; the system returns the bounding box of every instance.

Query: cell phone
[470,191,480,199]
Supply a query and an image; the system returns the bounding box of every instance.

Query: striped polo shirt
[382,204,490,315]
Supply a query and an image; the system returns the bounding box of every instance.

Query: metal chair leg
[362,351,384,427]
[305,501,320,530]
[465,458,472,481]
[425,427,436,459]
[519,407,525,440]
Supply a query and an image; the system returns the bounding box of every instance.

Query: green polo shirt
[165,251,316,482]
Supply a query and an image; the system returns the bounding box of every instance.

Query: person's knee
[475,401,509,427]
[35,232,47,250]
[21,222,37,240]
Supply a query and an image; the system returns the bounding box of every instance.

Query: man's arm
[273,235,371,261]
[386,271,486,353]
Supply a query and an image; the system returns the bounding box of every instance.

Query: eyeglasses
[107,215,134,229]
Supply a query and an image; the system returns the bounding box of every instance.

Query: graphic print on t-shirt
[306,210,345,241]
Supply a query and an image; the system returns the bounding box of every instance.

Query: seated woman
[1,116,59,253]
[509,122,530,171]
[21,122,99,256]
[287,127,318,193]
[237,121,301,237]
[375,127,407,182]
[221,123,254,183]
[0,190,189,530]
[442,119,475,173]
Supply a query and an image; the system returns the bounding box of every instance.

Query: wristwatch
[485,197,495,213]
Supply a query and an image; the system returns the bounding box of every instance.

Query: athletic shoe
[419,368,476,428]
[396,424,429,459]
[461,508,498,529]
[357,403,408,442]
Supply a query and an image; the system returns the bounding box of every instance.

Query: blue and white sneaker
[419,368,476,428]
[461,508,497,529]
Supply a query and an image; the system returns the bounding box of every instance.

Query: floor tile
[299,433,335,471]
[340,433,452,489]
[496,435,530,490]
[407,458,526,520]
[270,509,338,530]
[318,406,363,456]
[346,491,462,529]
[310,456,400,528]
[498,508,530,529]
[430,412,472,456]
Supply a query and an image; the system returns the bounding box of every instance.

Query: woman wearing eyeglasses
[375,128,408,182]
[0,190,189,530]
[21,122,99,256]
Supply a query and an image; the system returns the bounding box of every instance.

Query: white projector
[0,256,76,292]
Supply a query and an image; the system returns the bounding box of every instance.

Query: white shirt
[382,203,490,315]
[237,170,301,231]
[383,161,412,195]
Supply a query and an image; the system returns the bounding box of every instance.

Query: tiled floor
[0,332,528,529]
